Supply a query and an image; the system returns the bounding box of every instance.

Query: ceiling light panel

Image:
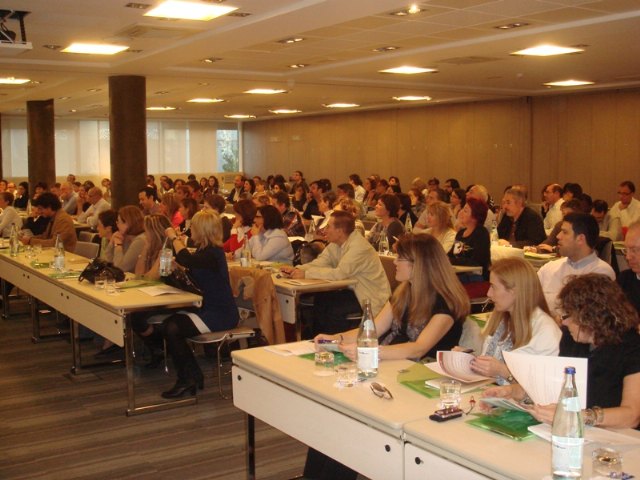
[544,80,594,87]
[187,98,225,103]
[144,1,237,21]
[379,66,437,74]
[62,43,129,55]
[245,88,287,94]
[512,45,584,56]
[0,77,31,85]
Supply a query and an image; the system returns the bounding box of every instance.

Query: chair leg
[217,336,230,399]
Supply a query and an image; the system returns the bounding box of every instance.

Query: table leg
[70,319,83,373]
[1,278,9,319]
[247,413,256,480]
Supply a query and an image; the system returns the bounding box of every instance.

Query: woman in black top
[448,197,491,280]
[484,274,640,429]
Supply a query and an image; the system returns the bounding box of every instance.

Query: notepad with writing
[425,350,492,383]
[138,285,184,296]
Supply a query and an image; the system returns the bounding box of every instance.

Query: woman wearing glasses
[483,274,640,429]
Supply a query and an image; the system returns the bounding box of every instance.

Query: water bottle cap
[564,366,576,374]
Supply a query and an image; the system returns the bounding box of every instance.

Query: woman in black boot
[160,210,239,398]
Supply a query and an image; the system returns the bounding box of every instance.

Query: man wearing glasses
[618,221,640,314]
[610,180,640,231]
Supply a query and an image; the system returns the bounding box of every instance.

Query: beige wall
[243,89,640,205]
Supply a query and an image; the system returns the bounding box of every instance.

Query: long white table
[233,345,640,479]
[0,248,202,415]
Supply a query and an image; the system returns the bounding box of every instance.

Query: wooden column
[109,75,147,210]
[27,99,56,191]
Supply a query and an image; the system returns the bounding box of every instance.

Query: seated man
[610,180,640,230]
[618,221,640,314]
[21,192,77,252]
[591,199,622,241]
[497,187,546,248]
[533,199,582,252]
[281,210,390,335]
[537,212,614,316]
[0,192,22,237]
[77,187,110,229]
[542,183,564,232]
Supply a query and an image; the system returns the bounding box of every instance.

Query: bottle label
[561,397,581,413]
[357,347,378,370]
[552,435,584,477]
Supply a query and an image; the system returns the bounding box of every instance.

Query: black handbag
[163,266,202,295]
[78,258,125,284]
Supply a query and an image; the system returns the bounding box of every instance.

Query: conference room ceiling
[1,0,639,122]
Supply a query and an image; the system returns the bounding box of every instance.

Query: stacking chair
[74,241,100,259]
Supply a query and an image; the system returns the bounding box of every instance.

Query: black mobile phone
[429,407,463,422]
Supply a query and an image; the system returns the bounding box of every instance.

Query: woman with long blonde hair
[315,233,470,361]
[414,201,456,253]
[135,214,172,277]
[469,257,561,384]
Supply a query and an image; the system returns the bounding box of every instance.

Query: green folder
[397,362,442,399]
[466,409,540,441]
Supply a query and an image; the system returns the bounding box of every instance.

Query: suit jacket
[497,206,546,248]
[31,209,77,252]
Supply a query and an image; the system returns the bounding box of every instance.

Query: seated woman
[96,209,117,261]
[204,194,232,242]
[468,257,561,384]
[413,201,456,253]
[242,204,294,263]
[160,192,184,229]
[448,197,491,281]
[134,214,172,279]
[178,197,199,238]
[134,211,239,398]
[106,206,146,273]
[305,234,470,480]
[450,187,467,230]
[483,274,640,429]
[367,194,405,252]
[224,199,256,256]
[333,198,365,236]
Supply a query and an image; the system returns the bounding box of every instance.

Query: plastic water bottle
[9,224,19,257]
[490,220,499,245]
[357,299,378,379]
[240,236,252,267]
[378,227,390,255]
[551,366,584,479]
[53,234,65,271]
[404,215,413,234]
[159,237,173,277]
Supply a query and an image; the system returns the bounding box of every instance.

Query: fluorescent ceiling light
[245,88,287,95]
[62,43,129,55]
[144,0,237,21]
[544,80,594,87]
[512,45,584,56]
[393,95,431,101]
[0,77,30,85]
[270,109,301,114]
[323,103,359,109]
[379,66,437,74]
[225,114,256,119]
[146,106,176,111]
[187,98,225,103]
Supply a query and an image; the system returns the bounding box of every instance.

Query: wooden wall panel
[244,90,639,205]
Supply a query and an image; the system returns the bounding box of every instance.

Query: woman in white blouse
[469,257,561,384]
[243,204,294,263]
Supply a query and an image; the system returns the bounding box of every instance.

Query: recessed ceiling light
[288,64,309,69]
[277,37,304,44]
[495,22,529,30]
[229,11,251,17]
[43,44,62,50]
[187,98,225,103]
[147,106,177,111]
[245,88,287,95]
[62,43,129,55]
[87,88,102,92]
[379,66,437,74]
[323,103,360,109]
[544,79,594,87]
[69,109,77,113]
[0,77,30,85]
[58,96,71,100]
[125,2,151,9]
[144,0,237,21]
[225,114,256,119]
[373,46,400,53]
[389,4,422,16]
[202,57,223,63]
[512,45,584,56]
[269,109,301,114]
[155,90,169,95]
[393,95,432,101]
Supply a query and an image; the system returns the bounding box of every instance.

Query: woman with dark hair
[224,199,256,256]
[448,197,491,280]
[367,193,404,251]
[204,194,231,241]
[160,192,184,229]
[388,176,401,192]
[349,173,366,203]
[292,184,308,212]
[408,187,426,218]
[305,234,471,479]
[397,192,418,229]
[363,177,378,211]
[484,274,640,429]
[204,175,219,196]
[14,182,29,209]
[450,187,467,228]
[243,204,293,263]
[32,181,47,201]
[178,197,199,237]
[243,178,256,195]
[96,209,117,261]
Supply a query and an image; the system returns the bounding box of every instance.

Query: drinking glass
[94,271,107,290]
[336,363,358,387]
[314,351,335,377]
[439,379,461,409]
[592,447,622,477]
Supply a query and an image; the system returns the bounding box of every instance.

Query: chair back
[74,241,100,259]
[78,231,98,243]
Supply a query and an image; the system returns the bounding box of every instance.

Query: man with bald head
[497,187,546,248]
[77,187,110,229]
[59,182,78,215]
[618,221,640,314]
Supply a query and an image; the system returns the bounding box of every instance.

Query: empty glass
[439,379,461,409]
[314,351,335,377]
